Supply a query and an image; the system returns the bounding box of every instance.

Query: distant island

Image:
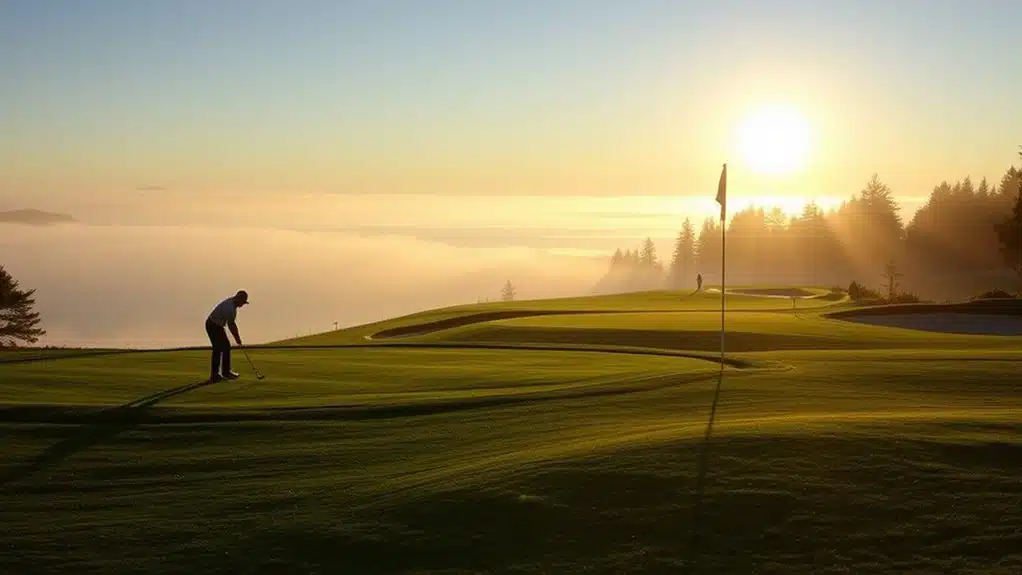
[0,209,76,225]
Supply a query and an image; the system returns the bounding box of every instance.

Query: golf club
[241,348,265,380]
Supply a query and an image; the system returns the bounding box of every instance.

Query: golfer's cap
[235,290,249,303]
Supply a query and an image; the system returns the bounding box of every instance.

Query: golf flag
[715,163,727,221]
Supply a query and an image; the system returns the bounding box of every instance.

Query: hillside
[2,287,1022,573]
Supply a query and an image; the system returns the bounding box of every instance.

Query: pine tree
[627,249,640,268]
[0,265,45,347]
[501,280,516,301]
[610,248,624,271]
[996,183,1022,289]
[639,237,658,268]
[859,173,903,233]
[835,174,904,277]
[695,218,721,282]
[993,149,1022,290]
[668,218,696,289]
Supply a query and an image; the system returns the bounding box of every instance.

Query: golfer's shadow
[1,378,217,487]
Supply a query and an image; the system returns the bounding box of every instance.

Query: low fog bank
[1,223,606,348]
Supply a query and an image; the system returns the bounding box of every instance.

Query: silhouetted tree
[609,248,624,271]
[882,260,903,300]
[638,237,657,267]
[637,237,665,286]
[624,248,639,269]
[789,202,837,285]
[668,218,696,289]
[501,280,516,301]
[695,217,722,283]
[594,239,668,294]
[0,265,45,347]
[996,177,1022,289]
[726,206,770,284]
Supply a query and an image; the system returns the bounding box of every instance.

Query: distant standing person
[205,290,248,382]
[697,274,703,291]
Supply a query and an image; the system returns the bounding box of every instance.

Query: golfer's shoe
[209,374,225,383]
[224,370,240,380]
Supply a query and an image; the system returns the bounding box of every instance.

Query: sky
[2,0,1020,347]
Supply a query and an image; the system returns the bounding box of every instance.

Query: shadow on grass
[196,435,1022,574]
[0,371,729,425]
[0,378,217,487]
[4,424,1022,573]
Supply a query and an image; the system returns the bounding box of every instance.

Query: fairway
[3,289,1022,573]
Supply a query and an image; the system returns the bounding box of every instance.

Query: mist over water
[1,222,606,348]
[1,191,936,348]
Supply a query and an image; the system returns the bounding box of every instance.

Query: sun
[737,105,811,175]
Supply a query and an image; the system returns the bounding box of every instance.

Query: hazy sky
[2,1,1020,348]
[3,0,1019,202]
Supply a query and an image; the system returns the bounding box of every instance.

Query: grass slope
[3,287,1022,574]
[277,289,846,346]
[428,310,1022,353]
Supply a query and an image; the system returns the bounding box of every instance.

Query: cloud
[0,223,606,348]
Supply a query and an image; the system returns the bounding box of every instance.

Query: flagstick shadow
[686,362,725,573]
[1,378,217,487]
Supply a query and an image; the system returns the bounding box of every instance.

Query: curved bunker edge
[825,300,1022,336]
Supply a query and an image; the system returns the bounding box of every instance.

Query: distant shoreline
[0,208,76,225]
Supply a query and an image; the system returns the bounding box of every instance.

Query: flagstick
[719,163,726,365]
[689,162,728,573]
[720,216,725,363]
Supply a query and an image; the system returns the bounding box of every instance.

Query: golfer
[205,290,248,382]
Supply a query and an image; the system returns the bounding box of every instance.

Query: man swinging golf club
[205,290,248,382]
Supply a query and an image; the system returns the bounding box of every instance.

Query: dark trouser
[205,319,231,378]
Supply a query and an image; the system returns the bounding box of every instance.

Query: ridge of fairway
[359,295,848,343]
[0,344,781,427]
[363,308,802,341]
[274,288,849,346]
[415,309,1022,354]
[0,370,740,426]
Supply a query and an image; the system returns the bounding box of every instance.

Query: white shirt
[207,297,238,327]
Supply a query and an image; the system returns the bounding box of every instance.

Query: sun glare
[737,105,811,176]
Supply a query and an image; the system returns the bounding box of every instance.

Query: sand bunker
[844,313,1022,336]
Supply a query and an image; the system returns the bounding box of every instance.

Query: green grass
[0,348,722,413]
[3,287,1022,573]
[278,288,846,346]
[0,347,125,362]
[427,310,1022,353]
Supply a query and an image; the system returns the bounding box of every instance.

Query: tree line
[595,148,1022,301]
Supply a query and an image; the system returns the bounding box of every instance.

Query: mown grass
[3,288,1022,573]
[427,310,1022,353]
[278,289,845,346]
[0,348,721,416]
[0,347,124,362]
